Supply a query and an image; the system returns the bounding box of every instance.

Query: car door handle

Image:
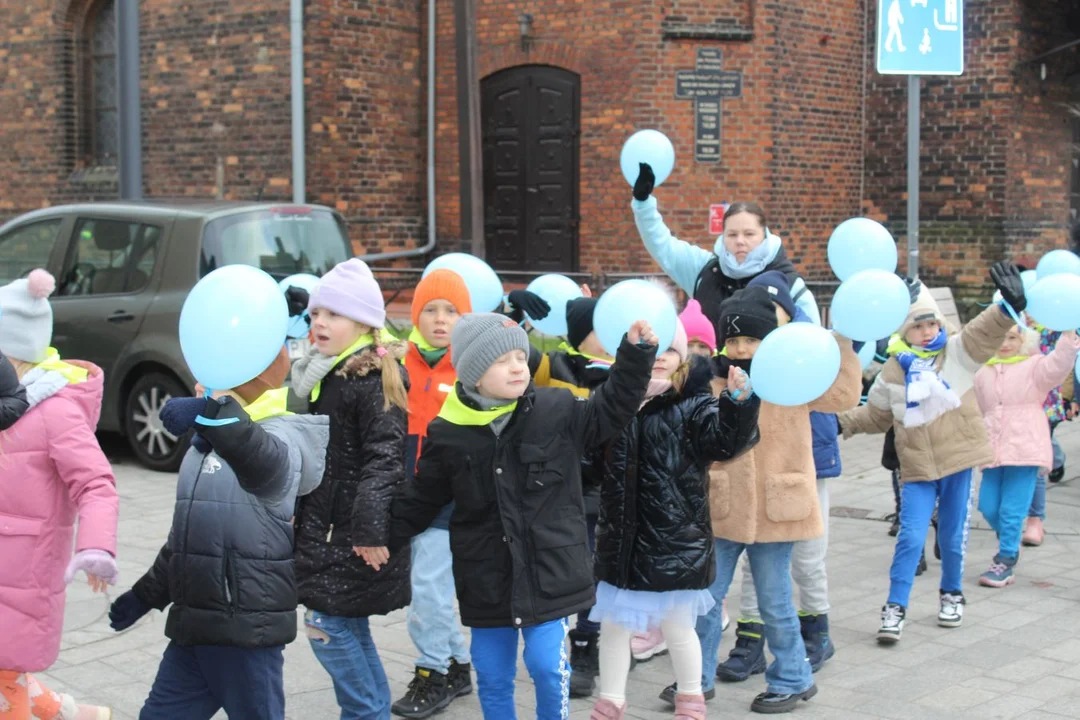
[107,311,136,323]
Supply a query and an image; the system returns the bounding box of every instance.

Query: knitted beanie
[678,299,716,353]
[0,269,56,363]
[899,284,946,340]
[746,270,797,320]
[308,258,385,328]
[411,269,472,328]
[718,286,779,343]
[566,297,598,351]
[451,313,532,390]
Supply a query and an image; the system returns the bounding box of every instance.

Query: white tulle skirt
[588,581,716,634]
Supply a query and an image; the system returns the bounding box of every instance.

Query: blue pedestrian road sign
[876,0,963,75]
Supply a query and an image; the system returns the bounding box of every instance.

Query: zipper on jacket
[223,551,236,615]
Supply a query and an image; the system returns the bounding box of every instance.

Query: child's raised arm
[838,372,894,438]
[689,391,761,464]
[1033,330,1080,396]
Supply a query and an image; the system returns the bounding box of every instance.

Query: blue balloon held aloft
[180,265,289,391]
[620,130,675,188]
[829,270,911,343]
[1036,249,1080,281]
[857,341,877,370]
[278,273,320,339]
[525,274,582,337]
[749,324,842,407]
[827,218,898,282]
[423,253,504,313]
[1025,274,1080,332]
[594,279,678,358]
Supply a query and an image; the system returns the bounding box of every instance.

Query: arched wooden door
[481,66,580,272]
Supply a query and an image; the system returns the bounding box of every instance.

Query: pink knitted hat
[679,299,716,353]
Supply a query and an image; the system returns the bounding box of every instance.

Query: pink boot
[631,628,668,661]
[74,707,113,720]
[591,698,626,720]
[675,693,707,720]
[1023,517,1044,547]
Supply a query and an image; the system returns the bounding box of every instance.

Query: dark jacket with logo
[595,356,760,592]
[387,336,655,629]
[132,396,329,648]
[294,343,411,618]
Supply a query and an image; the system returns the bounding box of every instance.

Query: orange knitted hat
[411,269,473,327]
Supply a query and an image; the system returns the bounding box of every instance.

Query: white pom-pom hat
[0,268,57,363]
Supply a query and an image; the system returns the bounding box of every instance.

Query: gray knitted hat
[0,269,56,363]
[451,313,531,390]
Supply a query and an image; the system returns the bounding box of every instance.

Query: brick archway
[478,41,588,81]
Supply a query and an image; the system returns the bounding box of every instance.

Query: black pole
[117,0,142,199]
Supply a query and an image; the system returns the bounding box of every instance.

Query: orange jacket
[404,341,457,447]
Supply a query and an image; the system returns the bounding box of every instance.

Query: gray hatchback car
[0,201,353,471]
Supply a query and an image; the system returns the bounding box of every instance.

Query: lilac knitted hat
[308,259,386,328]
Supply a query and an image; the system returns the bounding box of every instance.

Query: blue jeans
[979,466,1039,560]
[889,469,973,607]
[696,539,812,695]
[471,618,570,720]
[305,610,390,720]
[1031,421,1063,519]
[140,642,284,720]
[575,515,601,634]
[407,527,470,673]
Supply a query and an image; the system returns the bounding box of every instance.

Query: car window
[59,218,151,296]
[200,208,351,279]
[0,219,62,284]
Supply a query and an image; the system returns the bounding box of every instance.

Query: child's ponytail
[374,334,409,413]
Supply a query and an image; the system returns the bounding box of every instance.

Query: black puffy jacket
[294,343,411,618]
[389,337,655,629]
[0,351,27,431]
[595,356,760,592]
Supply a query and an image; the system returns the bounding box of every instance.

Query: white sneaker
[877,603,905,643]
[938,592,965,627]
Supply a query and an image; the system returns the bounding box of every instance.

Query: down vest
[595,356,760,592]
[839,305,1014,483]
[132,395,329,648]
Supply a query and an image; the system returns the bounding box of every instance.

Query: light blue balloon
[423,253,504,312]
[594,279,677,358]
[278,273,320,339]
[1036,249,1080,281]
[829,270,911,342]
[525,274,583,337]
[180,265,289,391]
[749,324,841,407]
[858,341,877,370]
[827,218,898,282]
[1025,274,1080,332]
[620,130,675,188]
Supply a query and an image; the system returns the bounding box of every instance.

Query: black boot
[391,667,452,719]
[446,659,472,699]
[915,550,928,576]
[751,684,818,714]
[568,629,599,698]
[716,620,767,682]
[1050,465,1065,483]
[932,510,941,560]
[888,469,902,536]
[799,614,835,672]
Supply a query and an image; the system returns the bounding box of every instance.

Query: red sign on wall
[709,203,729,235]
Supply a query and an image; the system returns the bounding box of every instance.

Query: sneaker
[1049,465,1065,483]
[74,708,112,720]
[674,692,707,720]
[590,698,626,720]
[569,629,599,698]
[391,667,452,719]
[659,683,715,708]
[750,685,817,714]
[446,659,472,698]
[885,512,900,537]
[630,628,668,662]
[915,551,927,576]
[938,591,965,627]
[877,603,905,643]
[979,555,1017,589]
[1023,517,1045,547]
[799,613,835,672]
[716,620,766,682]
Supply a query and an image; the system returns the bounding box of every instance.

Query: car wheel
[125,372,190,472]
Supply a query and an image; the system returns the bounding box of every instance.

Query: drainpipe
[362,0,439,262]
[290,0,305,204]
[116,0,142,200]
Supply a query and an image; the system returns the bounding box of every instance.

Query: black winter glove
[633,163,655,202]
[507,290,551,323]
[902,275,922,304]
[284,286,310,318]
[109,589,151,631]
[160,397,207,437]
[990,260,1027,312]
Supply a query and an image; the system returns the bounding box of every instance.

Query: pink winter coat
[974,341,1079,472]
[0,362,118,673]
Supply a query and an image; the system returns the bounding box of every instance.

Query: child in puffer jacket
[974,325,1078,588]
[0,270,118,720]
[839,261,1024,644]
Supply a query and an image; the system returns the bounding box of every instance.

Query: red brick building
[1,0,1078,303]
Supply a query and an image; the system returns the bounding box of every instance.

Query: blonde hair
[1013,325,1041,356]
[373,331,408,413]
[670,360,691,394]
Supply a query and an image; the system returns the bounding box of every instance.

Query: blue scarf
[714,232,782,280]
[893,329,961,427]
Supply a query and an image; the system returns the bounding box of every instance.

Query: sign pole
[906,74,920,281]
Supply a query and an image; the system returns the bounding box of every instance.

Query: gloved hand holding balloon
[621,130,675,191]
[593,280,677,357]
[522,274,583,336]
[279,273,320,339]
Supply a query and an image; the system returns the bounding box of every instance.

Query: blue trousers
[575,515,601,634]
[306,610,390,720]
[1029,420,1064,519]
[407,526,470,673]
[470,618,570,720]
[979,466,1039,560]
[888,469,973,607]
[140,642,284,720]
